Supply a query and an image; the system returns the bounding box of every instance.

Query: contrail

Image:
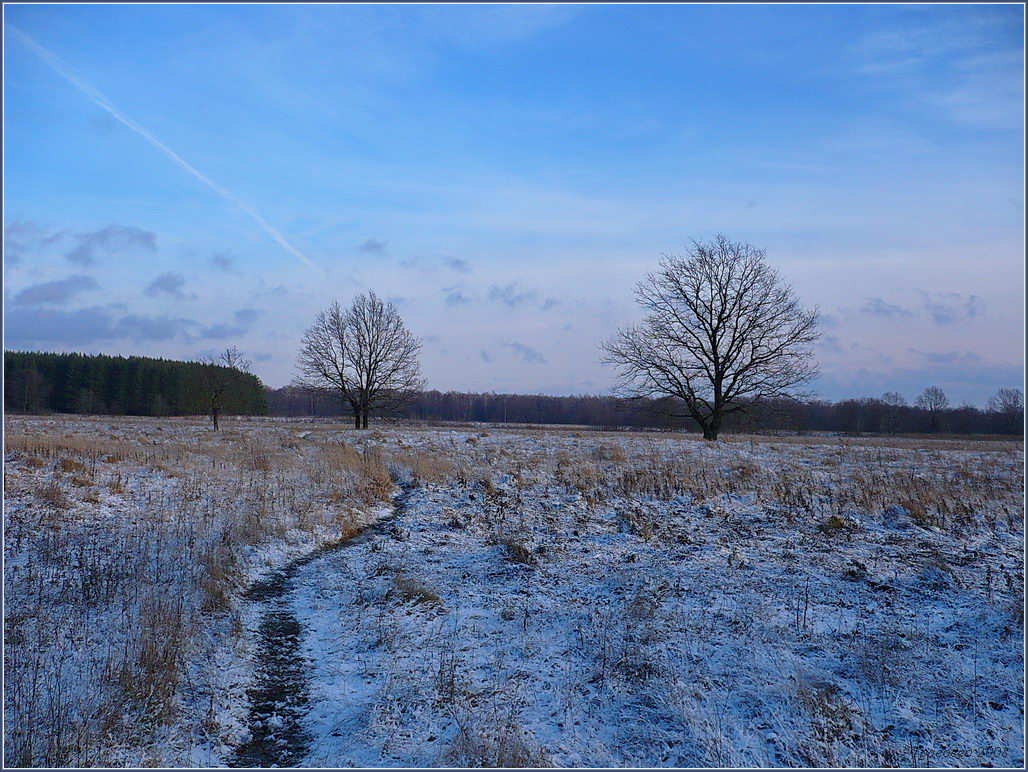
[10,27,320,271]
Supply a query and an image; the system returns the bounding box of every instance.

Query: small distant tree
[916,385,949,412]
[601,235,820,440]
[199,346,252,431]
[916,386,949,432]
[296,292,425,429]
[987,387,1024,435]
[880,391,907,435]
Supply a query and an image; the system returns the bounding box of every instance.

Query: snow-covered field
[3,415,1024,767]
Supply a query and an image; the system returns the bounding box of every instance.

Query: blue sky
[3,3,1024,404]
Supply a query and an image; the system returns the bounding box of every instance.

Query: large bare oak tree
[602,235,820,440]
[296,292,424,428]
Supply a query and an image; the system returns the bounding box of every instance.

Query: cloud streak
[922,292,985,324]
[5,303,264,346]
[359,238,387,253]
[13,274,99,306]
[145,272,195,300]
[503,342,547,364]
[10,26,319,272]
[66,224,156,265]
[442,285,472,306]
[861,297,915,318]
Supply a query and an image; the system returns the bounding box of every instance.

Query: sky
[3,3,1024,405]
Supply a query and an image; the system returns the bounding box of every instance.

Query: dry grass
[819,515,855,536]
[197,543,240,614]
[401,450,456,484]
[59,457,87,473]
[5,433,172,470]
[3,415,411,767]
[796,679,861,759]
[360,448,394,503]
[541,437,1024,542]
[496,538,537,565]
[621,504,656,541]
[387,570,444,608]
[317,441,395,503]
[594,441,627,463]
[35,482,71,509]
[449,712,552,768]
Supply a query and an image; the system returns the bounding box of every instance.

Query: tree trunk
[212,406,219,431]
[354,408,362,429]
[361,409,369,429]
[702,413,722,441]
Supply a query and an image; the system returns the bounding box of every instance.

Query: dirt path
[230,480,416,768]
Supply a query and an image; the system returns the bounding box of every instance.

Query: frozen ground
[3,415,1024,767]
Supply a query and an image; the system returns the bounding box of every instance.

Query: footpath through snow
[231,475,418,767]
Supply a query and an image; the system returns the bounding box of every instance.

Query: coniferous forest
[4,351,268,417]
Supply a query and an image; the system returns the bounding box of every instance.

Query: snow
[293,428,1023,767]
[4,415,1023,767]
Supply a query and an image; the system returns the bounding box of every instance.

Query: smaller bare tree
[880,391,907,435]
[199,346,252,431]
[296,292,424,428]
[987,387,1024,435]
[915,385,949,433]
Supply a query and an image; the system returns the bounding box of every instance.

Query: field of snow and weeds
[3,414,1024,767]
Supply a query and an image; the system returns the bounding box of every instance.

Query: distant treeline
[4,350,1020,436]
[266,385,1024,436]
[4,351,268,417]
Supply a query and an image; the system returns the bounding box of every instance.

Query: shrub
[594,443,627,463]
[449,715,551,768]
[387,571,444,608]
[59,458,87,473]
[819,515,854,535]
[497,539,536,566]
[37,483,71,508]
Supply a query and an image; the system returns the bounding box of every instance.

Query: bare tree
[296,292,424,429]
[914,385,949,432]
[880,391,907,435]
[987,387,1024,434]
[916,386,949,412]
[199,346,252,431]
[602,235,820,440]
